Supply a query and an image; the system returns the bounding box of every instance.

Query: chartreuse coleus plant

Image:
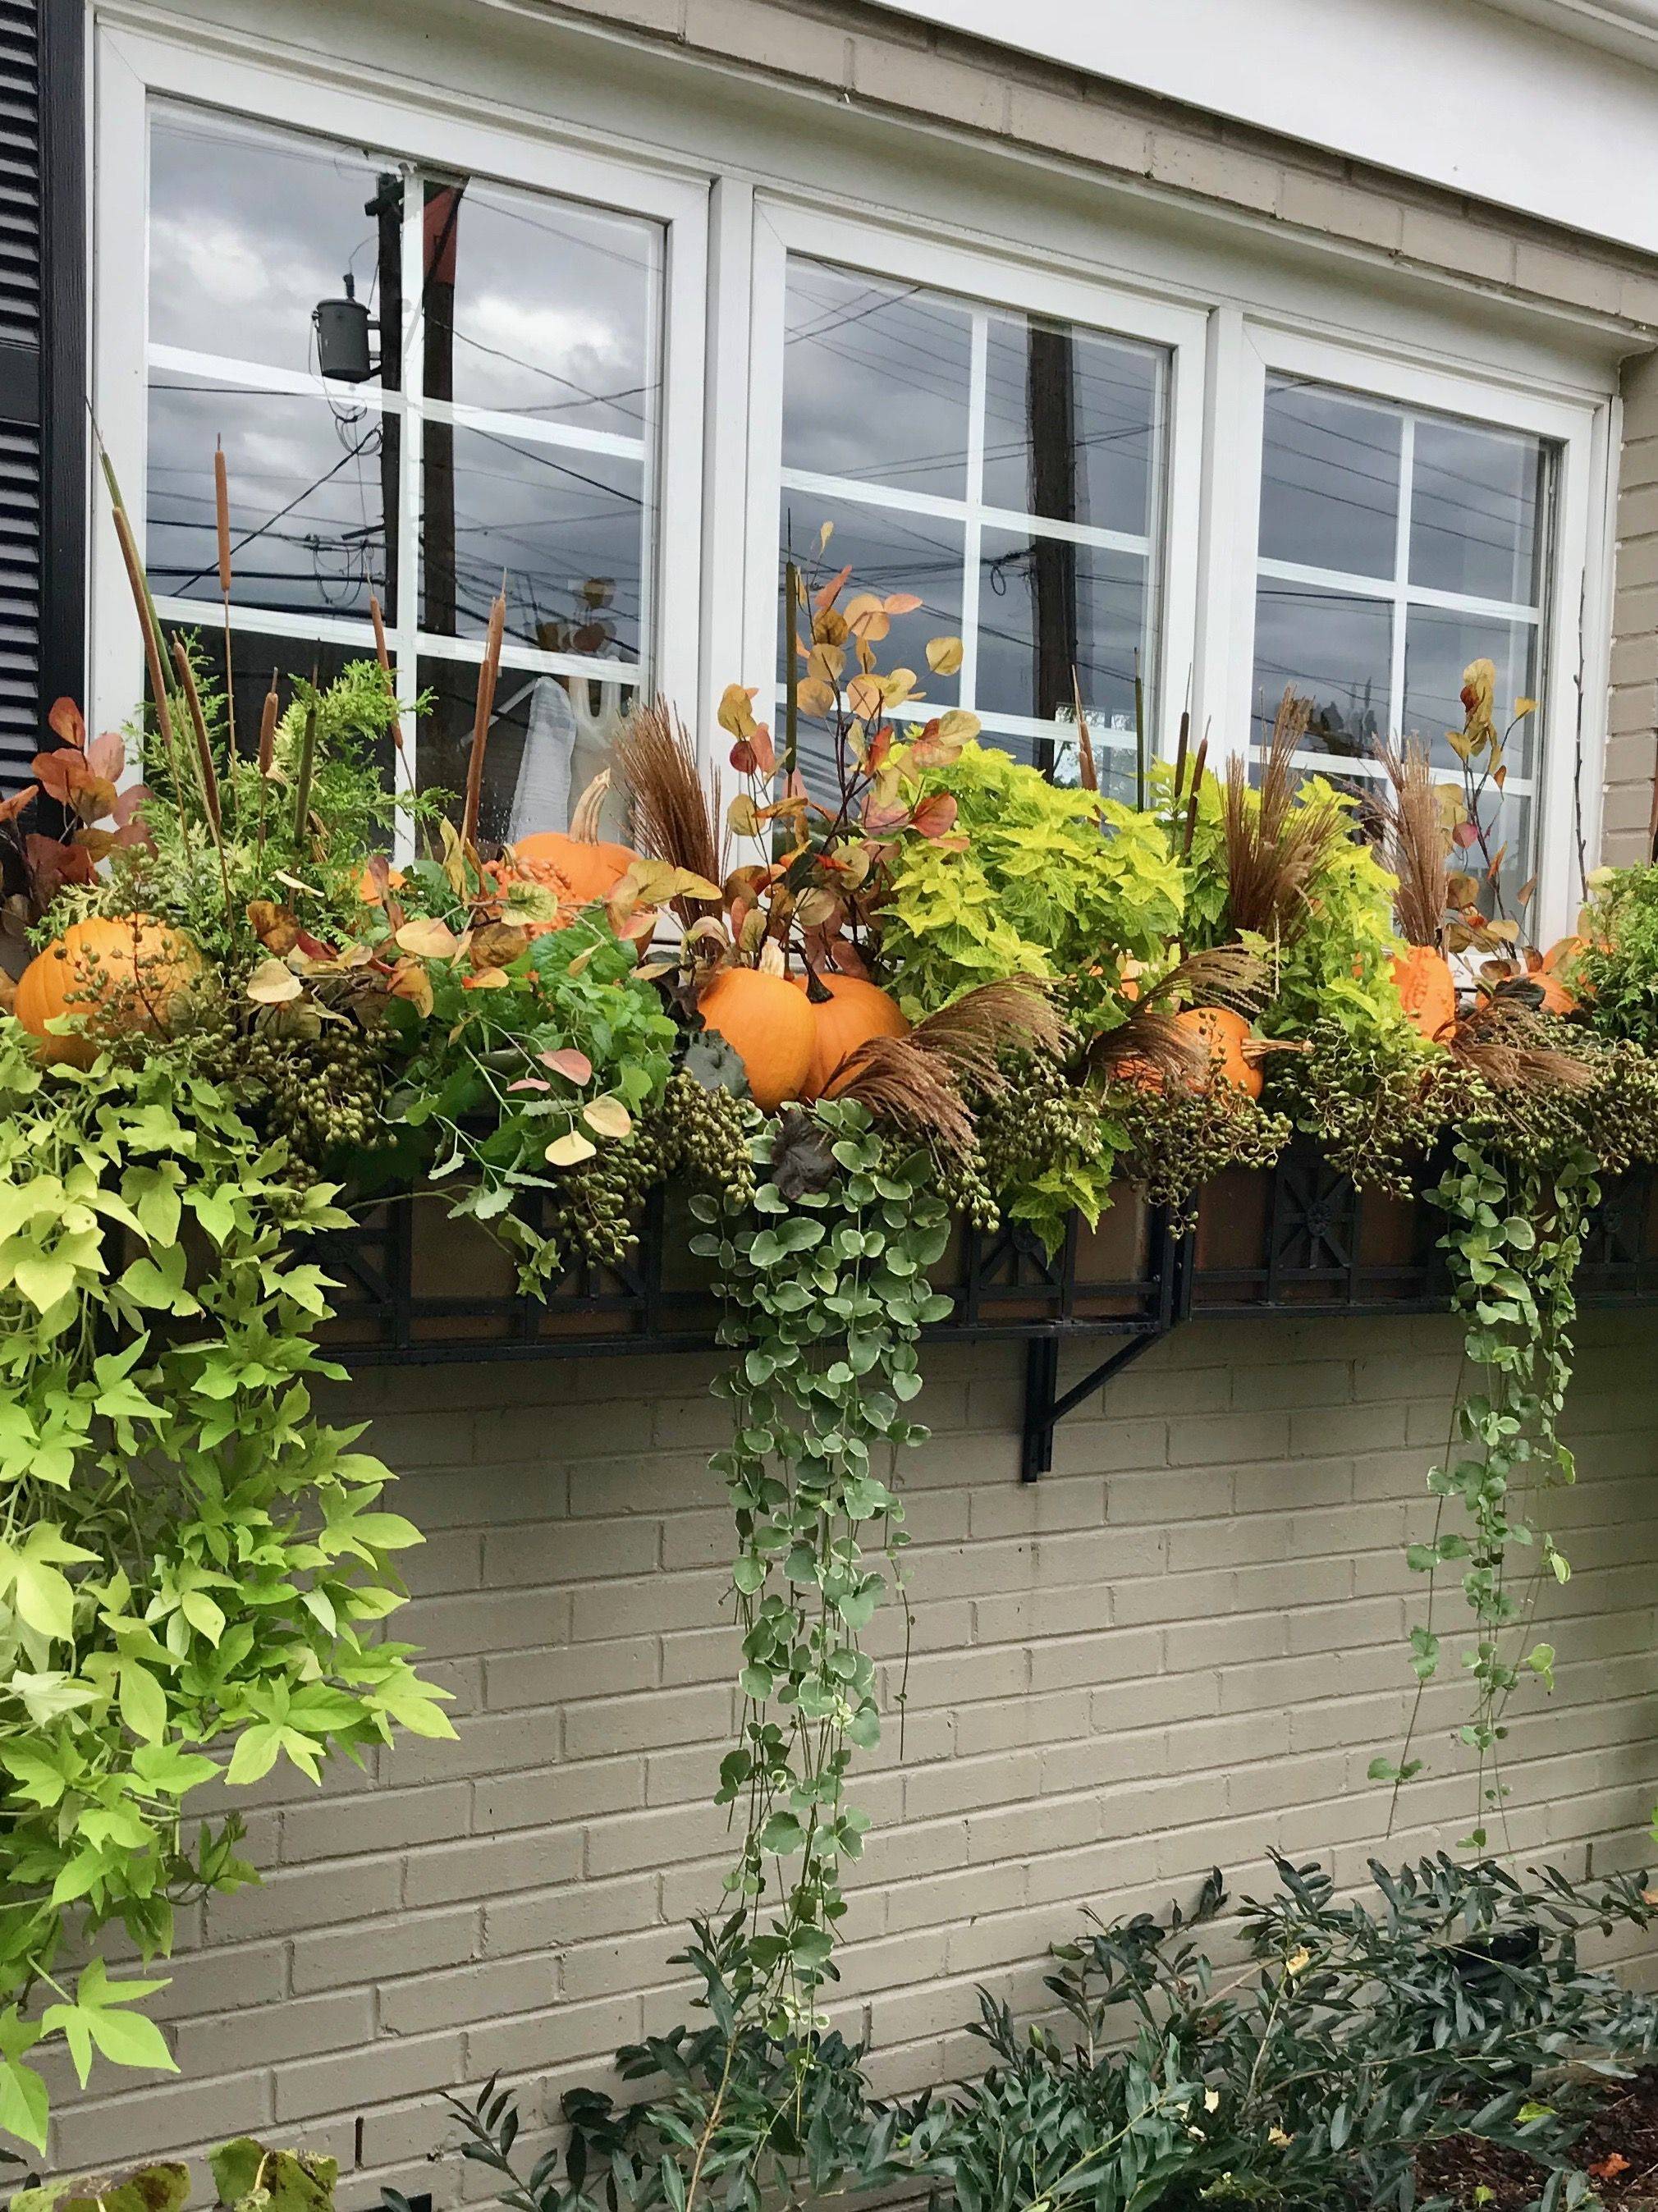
[0,1028,451,2148]
[691,1101,950,2036]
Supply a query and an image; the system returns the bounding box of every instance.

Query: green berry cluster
[1115,1074,1291,1232]
[937,1051,1120,1233]
[1268,1018,1447,1196]
[541,1071,761,1271]
[237,1021,394,1170]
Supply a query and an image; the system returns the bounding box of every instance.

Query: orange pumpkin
[698,969,817,1111]
[13,915,199,1068]
[511,831,639,904]
[1175,1005,1262,1100]
[1391,945,1457,1042]
[794,975,909,1100]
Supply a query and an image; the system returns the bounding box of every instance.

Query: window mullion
[959,310,987,716]
[1389,412,1415,746]
[395,163,424,865]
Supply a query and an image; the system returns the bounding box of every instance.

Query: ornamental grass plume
[1377,736,1447,950]
[611,698,722,904]
[1089,946,1267,1088]
[1451,992,1595,1097]
[1222,687,1346,943]
[827,977,1063,1156]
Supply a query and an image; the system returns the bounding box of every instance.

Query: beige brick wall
[1608,350,1658,868]
[43,1308,1658,2201]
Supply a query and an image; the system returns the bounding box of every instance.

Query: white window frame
[1211,320,1614,941]
[740,199,1210,781]
[90,21,709,854]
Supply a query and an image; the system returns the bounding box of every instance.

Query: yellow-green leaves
[0,1027,440,2143]
[0,1524,97,1642]
[41,1959,177,2090]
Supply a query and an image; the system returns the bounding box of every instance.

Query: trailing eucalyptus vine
[691,1100,950,2034]
[1385,1136,1596,1843]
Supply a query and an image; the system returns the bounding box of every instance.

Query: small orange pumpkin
[794,974,909,1100]
[1391,944,1457,1042]
[698,969,817,1111]
[511,830,639,904]
[13,915,199,1068]
[1175,1005,1262,1100]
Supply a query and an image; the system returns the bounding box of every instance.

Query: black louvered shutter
[0,0,83,790]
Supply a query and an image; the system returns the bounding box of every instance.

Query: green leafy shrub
[413,1854,1658,2212]
[933,1852,1658,2212]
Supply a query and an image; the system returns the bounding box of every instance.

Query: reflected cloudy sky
[146,105,659,663]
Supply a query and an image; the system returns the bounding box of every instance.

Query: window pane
[148,378,395,621]
[149,108,395,380]
[422,424,646,660]
[975,529,1148,730]
[422,179,657,438]
[1403,607,1539,779]
[1409,418,1547,605]
[981,318,1161,536]
[783,260,973,497]
[419,657,636,845]
[777,492,964,699]
[1252,579,1392,758]
[1259,378,1401,578]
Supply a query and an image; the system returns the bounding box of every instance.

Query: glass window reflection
[1259,378,1400,579]
[149,107,392,378]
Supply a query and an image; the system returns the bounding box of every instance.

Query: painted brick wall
[1608,350,1658,868]
[42,1308,1658,2201]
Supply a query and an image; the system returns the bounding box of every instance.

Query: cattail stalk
[214,439,236,781]
[1171,709,1191,806]
[256,671,278,863]
[1182,736,1208,859]
[1069,668,1098,795]
[783,560,802,786]
[460,588,506,853]
[102,454,188,827]
[1133,650,1146,813]
[291,692,318,850]
[171,635,236,920]
[369,590,413,795]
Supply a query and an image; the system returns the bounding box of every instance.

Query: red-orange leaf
[910,791,959,840]
[47,697,85,750]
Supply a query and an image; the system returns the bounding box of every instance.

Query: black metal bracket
[1019,1215,1195,1481]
